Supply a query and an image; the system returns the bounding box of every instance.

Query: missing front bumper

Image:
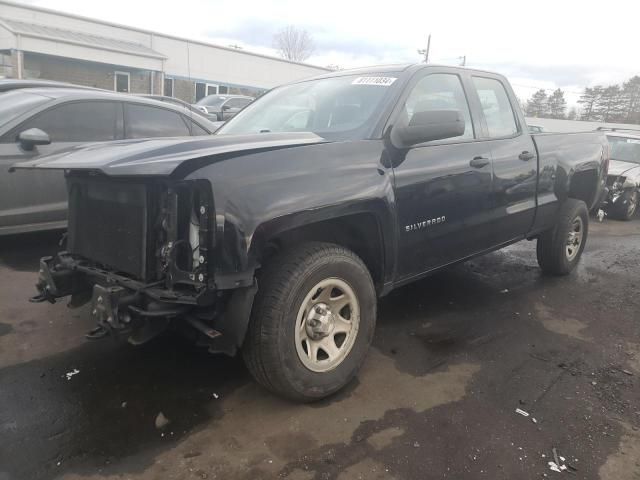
[28,252,256,355]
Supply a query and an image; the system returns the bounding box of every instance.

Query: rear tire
[537,199,589,275]
[242,242,376,402]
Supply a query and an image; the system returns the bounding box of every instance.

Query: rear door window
[13,101,119,142]
[125,104,191,138]
[472,77,519,138]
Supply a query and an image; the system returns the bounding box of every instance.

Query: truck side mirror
[391,109,465,148]
[18,128,51,151]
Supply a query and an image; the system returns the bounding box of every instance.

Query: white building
[0,0,329,101]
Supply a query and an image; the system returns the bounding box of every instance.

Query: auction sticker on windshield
[352,77,397,86]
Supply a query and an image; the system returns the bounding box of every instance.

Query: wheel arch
[568,168,600,210]
[250,207,391,295]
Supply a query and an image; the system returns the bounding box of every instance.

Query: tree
[578,86,603,121]
[525,89,548,117]
[567,107,578,120]
[547,88,567,119]
[273,26,315,62]
[577,76,640,125]
[621,76,640,124]
[595,85,625,122]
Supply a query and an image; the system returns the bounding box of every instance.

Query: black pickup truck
[14,64,609,401]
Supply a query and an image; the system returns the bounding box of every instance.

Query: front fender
[184,140,395,290]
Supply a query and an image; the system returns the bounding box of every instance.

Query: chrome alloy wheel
[628,191,638,216]
[566,216,584,261]
[295,278,360,372]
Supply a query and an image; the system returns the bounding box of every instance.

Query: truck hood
[10,132,326,176]
[608,159,640,177]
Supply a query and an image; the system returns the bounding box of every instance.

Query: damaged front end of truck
[31,173,255,354]
[32,175,259,354]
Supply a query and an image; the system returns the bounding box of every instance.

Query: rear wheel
[243,242,376,402]
[537,199,589,275]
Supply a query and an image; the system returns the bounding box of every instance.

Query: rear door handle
[470,156,490,168]
[519,151,535,161]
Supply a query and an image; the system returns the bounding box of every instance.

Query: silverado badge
[405,216,446,232]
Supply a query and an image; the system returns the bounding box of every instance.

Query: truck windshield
[0,91,50,129]
[608,136,640,165]
[217,74,399,140]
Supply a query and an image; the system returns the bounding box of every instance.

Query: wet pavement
[1,219,639,480]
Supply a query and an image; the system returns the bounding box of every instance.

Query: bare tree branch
[273,26,315,62]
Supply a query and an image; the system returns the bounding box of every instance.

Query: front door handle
[470,156,490,168]
[519,151,535,161]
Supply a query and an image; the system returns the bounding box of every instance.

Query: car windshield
[217,74,399,140]
[196,96,227,107]
[608,135,640,165]
[0,91,50,129]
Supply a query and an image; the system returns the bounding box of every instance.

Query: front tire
[611,189,638,221]
[537,199,589,275]
[242,242,376,402]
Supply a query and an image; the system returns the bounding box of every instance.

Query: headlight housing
[612,178,626,192]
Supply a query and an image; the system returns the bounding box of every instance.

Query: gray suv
[0,86,217,235]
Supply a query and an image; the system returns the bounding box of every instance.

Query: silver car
[603,131,640,220]
[0,86,217,235]
[193,94,253,122]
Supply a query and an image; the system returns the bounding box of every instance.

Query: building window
[219,86,228,94]
[164,77,174,97]
[114,71,130,93]
[195,82,220,101]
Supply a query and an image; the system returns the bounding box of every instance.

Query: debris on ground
[500,289,509,294]
[184,451,202,459]
[64,369,80,380]
[621,369,633,376]
[548,447,569,473]
[212,393,219,399]
[515,408,530,417]
[155,412,170,429]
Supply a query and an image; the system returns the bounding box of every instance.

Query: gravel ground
[0,218,639,480]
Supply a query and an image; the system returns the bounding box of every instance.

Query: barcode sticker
[352,77,397,86]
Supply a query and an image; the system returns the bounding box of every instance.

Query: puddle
[534,302,590,341]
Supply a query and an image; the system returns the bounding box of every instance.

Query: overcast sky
[26,0,640,106]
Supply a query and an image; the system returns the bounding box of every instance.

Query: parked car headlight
[612,179,625,192]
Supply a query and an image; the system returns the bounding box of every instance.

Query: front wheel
[537,199,589,275]
[611,189,638,221]
[242,242,376,402]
